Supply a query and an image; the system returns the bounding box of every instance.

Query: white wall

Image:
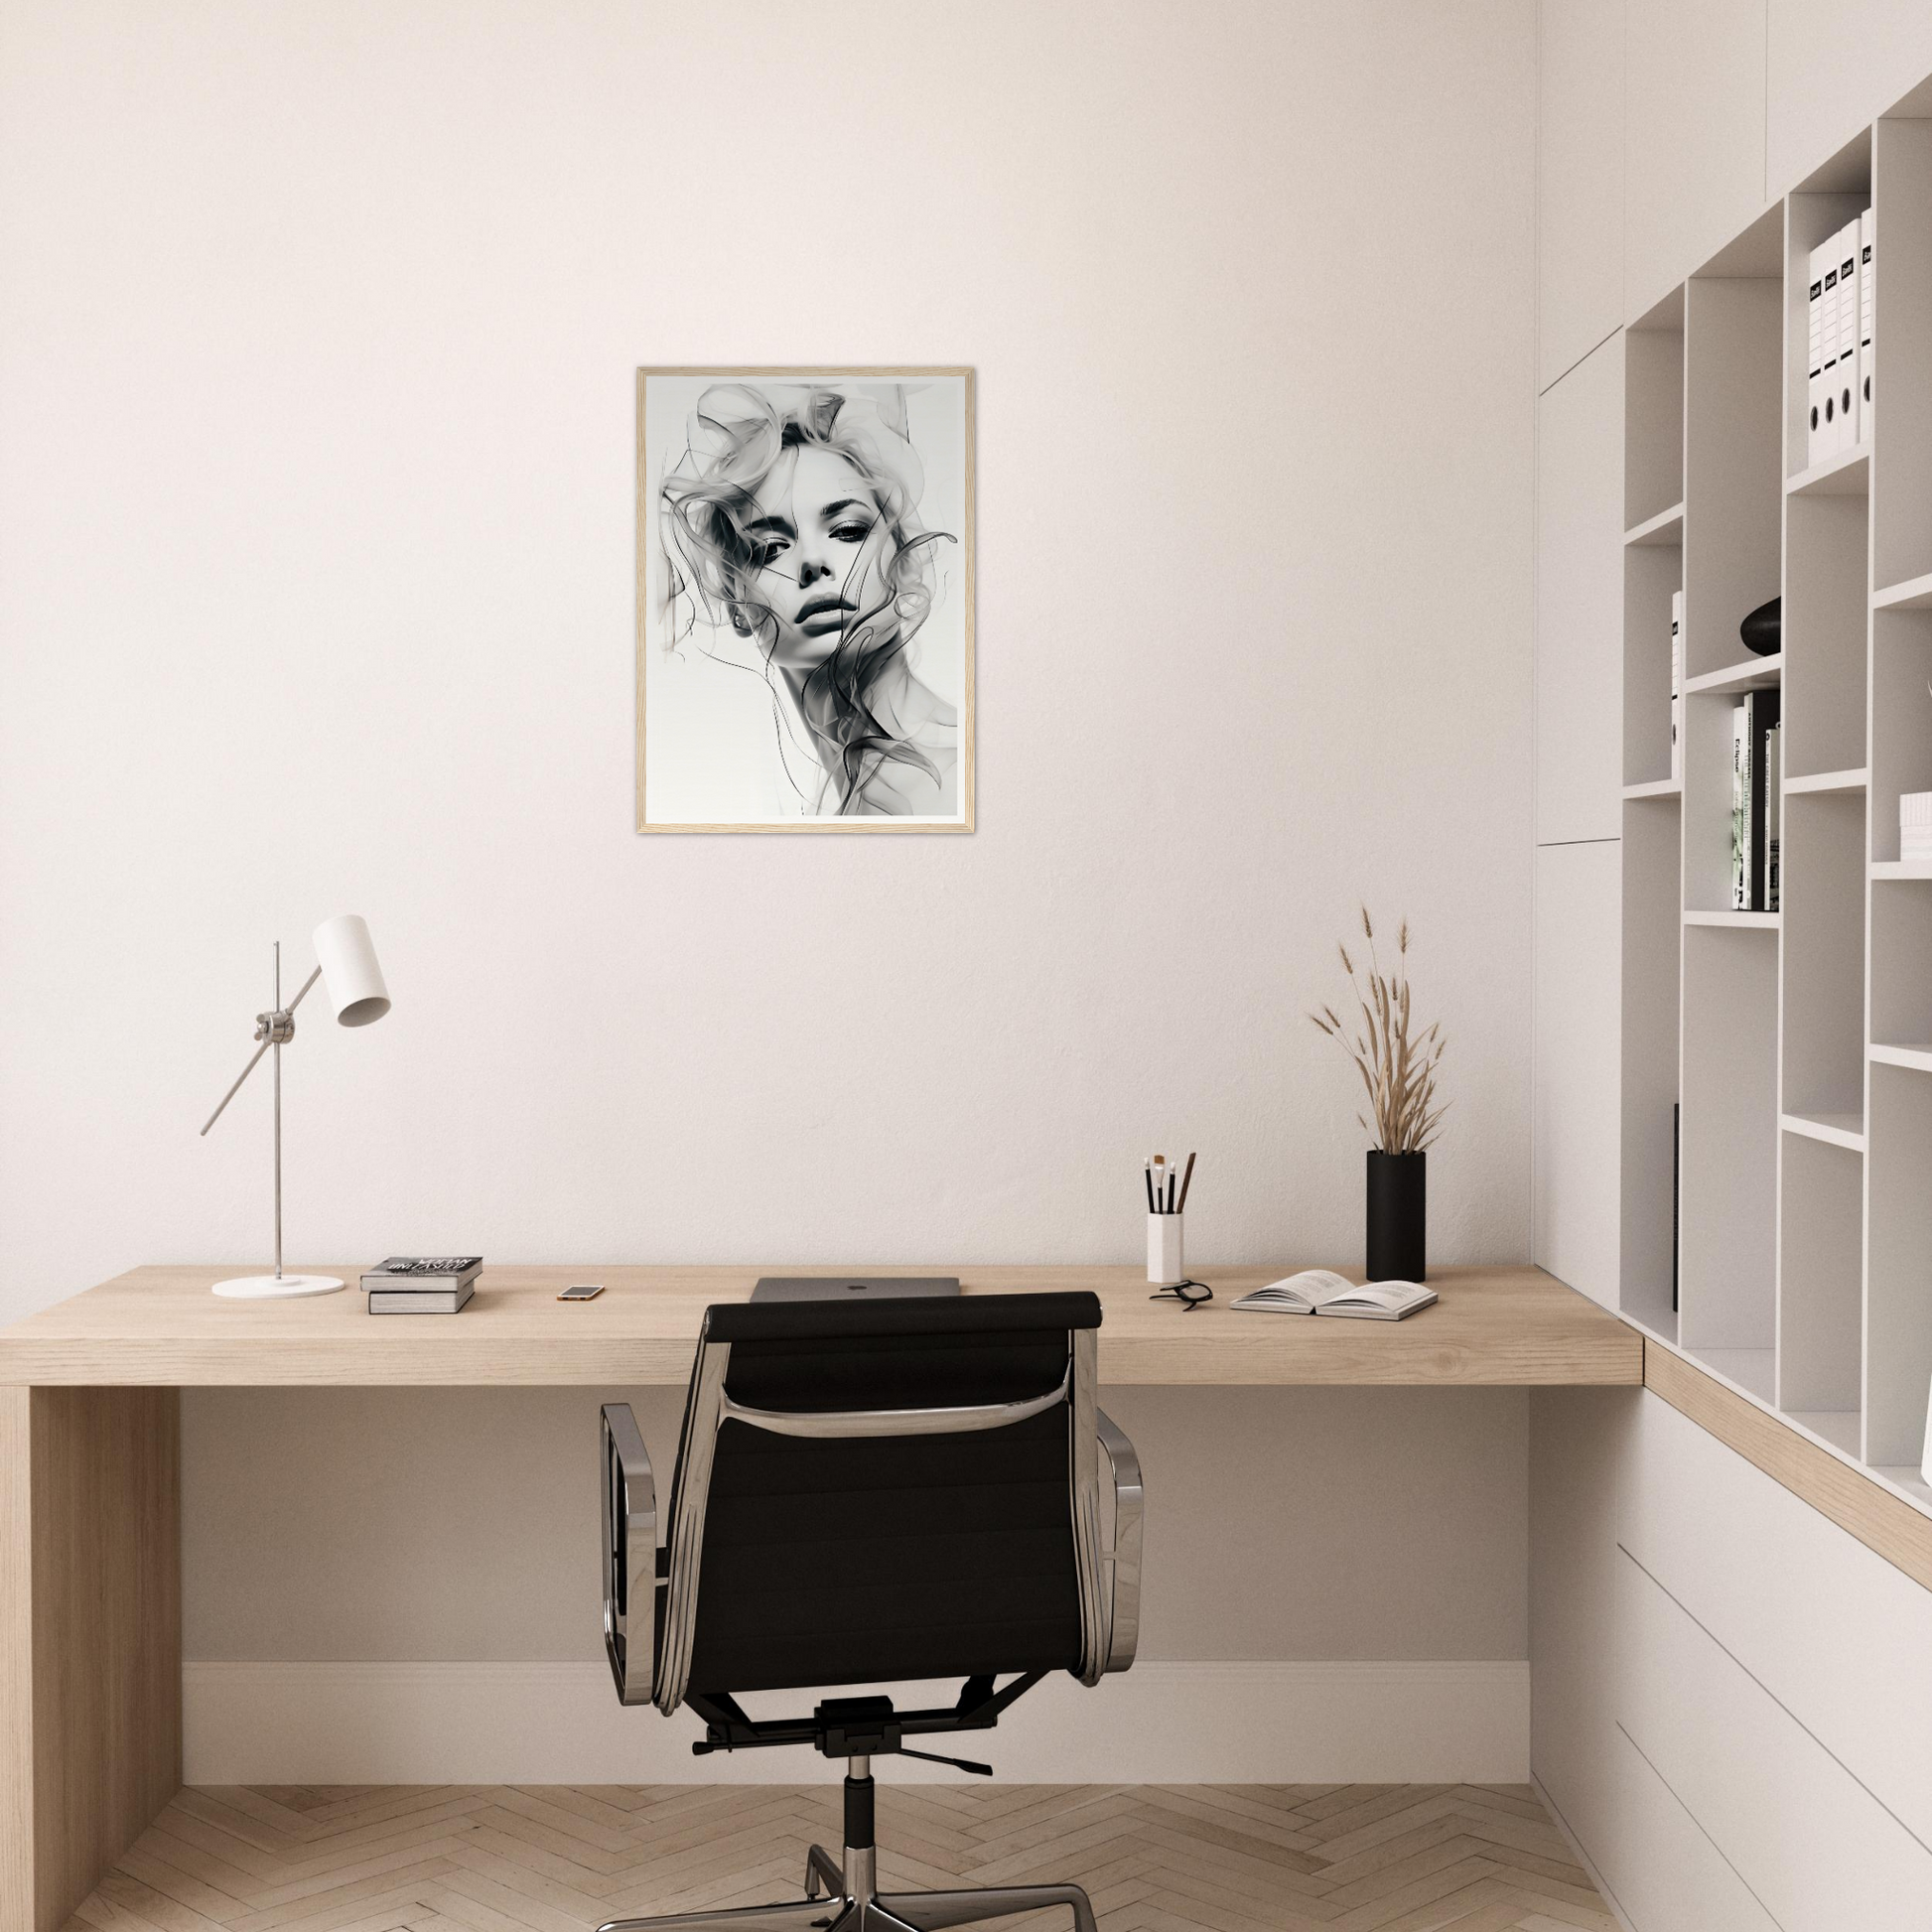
[0,0,1540,1769]
[0,0,1537,1312]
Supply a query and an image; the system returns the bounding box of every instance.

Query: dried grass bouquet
[1310,907,1449,1154]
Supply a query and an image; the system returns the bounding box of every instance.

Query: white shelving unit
[1619,105,1932,1515]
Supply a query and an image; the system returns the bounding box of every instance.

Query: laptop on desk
[751,1276,961,1303]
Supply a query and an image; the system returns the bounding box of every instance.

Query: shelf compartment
[1784,492,1869,776]
[1872,116,1932,594]
[1781,790,1866,1122]
[1870,861,1932,1047]
[1786,766,1867,793]
[1623,541,1683,788]
[1870,1465,1932,1508]
[1685,272,1782,682]
[1679,925,1779,1358]
[1873,860,1932,879]
[1786,185,1869,482]
[1868,608,1932,861]
[1684,653,1782,696]
[1684,909,1779,928]
[1781,1110,1866,1151]
[1777,1134,1863,1421]
[1873,571,1932,612]
[1624,501,1685,547]
[1866,1062,1932,1467]
[1693,1346,1777,1406]
[1625,298,1685,532]
[1786,448,1869,496]
[1785,1410,1863,1456]
[1620,792,1683,1341]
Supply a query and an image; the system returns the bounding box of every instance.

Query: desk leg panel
[0,1387,182,1932]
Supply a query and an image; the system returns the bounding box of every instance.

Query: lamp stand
[207,941,345,1300]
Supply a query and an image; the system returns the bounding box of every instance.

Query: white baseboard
[183,1660,1528,1786]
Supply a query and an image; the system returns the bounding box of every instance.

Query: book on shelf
[1837,218,1861,455]
[1670,591,1683,780]
[1748,690,1780,910]
[1229,1270,1437,1320]
[368,1281,475,1315]
[1807,240,1828,466]
[1765,720,1781,912]
[360,1256,483,1291]
[1728,692,1781,911]
[1730,703,1749,907]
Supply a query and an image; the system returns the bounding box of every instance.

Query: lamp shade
[312,914,390,1027]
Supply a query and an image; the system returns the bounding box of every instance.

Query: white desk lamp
[200,913,391,1299]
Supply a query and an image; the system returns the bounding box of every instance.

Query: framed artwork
[636,367,974,832]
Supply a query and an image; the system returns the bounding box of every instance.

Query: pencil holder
[1148,1212,1185,1286]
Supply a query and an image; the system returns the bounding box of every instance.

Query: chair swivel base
[596,1842,1097,1932]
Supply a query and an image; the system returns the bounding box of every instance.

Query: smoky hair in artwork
[637,370,973,831]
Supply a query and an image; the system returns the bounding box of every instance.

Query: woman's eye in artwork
[751,537,790,569]
[829,520,874,544]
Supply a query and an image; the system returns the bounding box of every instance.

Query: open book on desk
[1230,1270,1437,1320]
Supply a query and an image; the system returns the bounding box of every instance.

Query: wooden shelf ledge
[1644,1340,1932,1592]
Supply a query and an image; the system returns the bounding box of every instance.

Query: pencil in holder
[1148,1211,1185,1286]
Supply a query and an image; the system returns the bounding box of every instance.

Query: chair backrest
[652,1291,1107,1713]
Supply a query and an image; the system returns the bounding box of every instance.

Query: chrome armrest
[1095,1407,1143,1673]
[601,1403,657,1707]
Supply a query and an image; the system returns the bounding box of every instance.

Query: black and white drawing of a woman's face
[742,444,899,671]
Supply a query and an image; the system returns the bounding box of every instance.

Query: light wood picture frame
[635,367,975,832]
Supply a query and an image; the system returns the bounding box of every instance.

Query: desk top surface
[0,1263,1640,1387]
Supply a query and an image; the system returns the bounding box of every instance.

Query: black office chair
[597,1291,1143,1932]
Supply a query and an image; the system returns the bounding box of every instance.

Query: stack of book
[1807,209,1873,465]
[361,1256,483,1313]
[1730,692,1781,911]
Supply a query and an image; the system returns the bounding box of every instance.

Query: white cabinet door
[1625,0,1769,318]
[1537,336,1624,844]
[1538,0,1624,390]
[1534,840,1621,1307]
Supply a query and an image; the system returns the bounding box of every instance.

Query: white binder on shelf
[1670,590,1683,783]
[1808,238,1831,467]
[1836,219,1861,456]
[1860,207,1874,446]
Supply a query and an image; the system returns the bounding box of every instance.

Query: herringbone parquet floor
[65,1783,1617,1932]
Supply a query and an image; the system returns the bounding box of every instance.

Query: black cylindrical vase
[1366,1150,1427,1282]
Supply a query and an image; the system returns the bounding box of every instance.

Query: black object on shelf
[1366,1150,1426,1282]
[1740,595,1781,656]
[1672,1102,1680,1314]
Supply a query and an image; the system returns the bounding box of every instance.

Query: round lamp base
[211,1274,345,1300]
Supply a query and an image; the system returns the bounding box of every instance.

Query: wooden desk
[0,1261,1637,1387]
[0,1263,1635,1932]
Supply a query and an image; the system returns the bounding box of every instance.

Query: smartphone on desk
[558,1283,605,1302]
